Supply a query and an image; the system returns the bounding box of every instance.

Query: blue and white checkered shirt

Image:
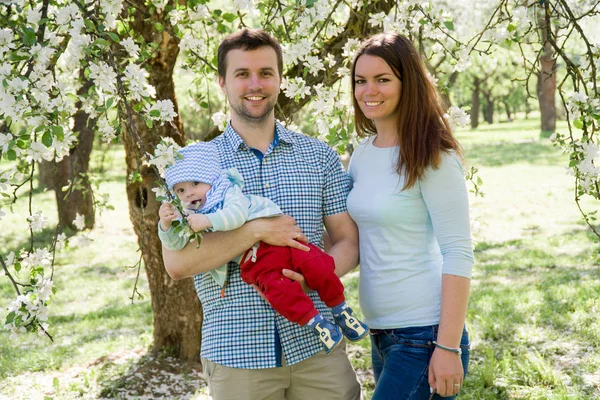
[195,120,351,369]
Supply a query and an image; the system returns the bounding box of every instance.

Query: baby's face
[173,181,212,209]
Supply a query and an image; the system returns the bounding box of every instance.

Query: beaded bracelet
[432,341,462,356]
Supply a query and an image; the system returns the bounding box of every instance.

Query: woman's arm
[428,274,470,397]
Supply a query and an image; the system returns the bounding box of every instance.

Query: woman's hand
[428,347,464,397]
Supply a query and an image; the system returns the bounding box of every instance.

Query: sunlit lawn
[1,118,599,399]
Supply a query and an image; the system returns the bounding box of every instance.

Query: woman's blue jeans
[370,325,470,400]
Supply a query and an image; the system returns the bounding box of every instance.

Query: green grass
[1,119,600,399]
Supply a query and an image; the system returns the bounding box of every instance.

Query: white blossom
[189,4,209,21]
[36,278,54,301]
[97,117,117,142]
[0,28,16,54]
[571,91,588,103]
[368,12,387,27]
[55,233,67,250]
[74,213,86,230]
[27,211,48,232]
[211,111,228,131]
[342,38,361,60]
[123,63,151,101]
[149,137,182,178]
[281,77,311,100]
[145,99,178,125]
[120,37,140,59]
[89,61,118,95]
[305,55,325,76]
[100,0,124,29]
[0,132,12,153]
[453,49,472,72]
[26,7,42,27]
[26,141,54,162]
[152,0,169,13]
[168,9,186,25]
[71,234,93,248]
[22,248,52,269]
[0,207,5,221]
[232,0,253,11]
[444,106,471,128]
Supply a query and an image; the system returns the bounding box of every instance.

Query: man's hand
[158,203,177,231]
[187,213,212,232]
[250,215,310,251]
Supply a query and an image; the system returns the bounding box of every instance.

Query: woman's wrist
[433,341,462,356]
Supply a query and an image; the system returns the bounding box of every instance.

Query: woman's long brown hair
[351,33,462,190]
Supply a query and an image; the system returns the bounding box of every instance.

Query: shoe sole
[343,328,370,342]
[324,336,344,355]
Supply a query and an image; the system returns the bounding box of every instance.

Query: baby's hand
[158,203,177,231]
[186,214,212,232]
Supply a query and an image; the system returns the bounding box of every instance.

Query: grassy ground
[1,118,599,399]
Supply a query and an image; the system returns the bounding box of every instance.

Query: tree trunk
[125,2,202,360]
[39,72,96,231]
[503,100,512,121]
[482,93,494,124]
[471,77,480,129]
[537,7,556,132]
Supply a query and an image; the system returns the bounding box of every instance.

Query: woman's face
[354,54,402,126]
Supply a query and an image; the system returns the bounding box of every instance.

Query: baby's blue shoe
[314,319,343,355]
[334,307,369,342]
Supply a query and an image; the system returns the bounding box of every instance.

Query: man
[162,28,361,400]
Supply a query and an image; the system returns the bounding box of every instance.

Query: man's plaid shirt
[194,120,351,369]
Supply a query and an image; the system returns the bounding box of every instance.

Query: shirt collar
[223,119,296,151]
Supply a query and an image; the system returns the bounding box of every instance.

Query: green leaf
[154,22,164,32]
[443,20,455,31]
[133,102,144,113]
[106,98,114,109]
[477,176,483,185]
[42,131,53,147]
[5,149,16,161]
[200,101,209,109]
[93,38,111,48]
[51,126,64,140]
[21,27,37,46]
[573,118,584,130]
[418,18,428,25]
[16,139,27,149]
[146,119,154,129]
[84,19,96,31]
[507,23,517,32]
[8,52,30,62]
[569,159,578,167]
[149,109,161,118]
[6,311,15,324]
[222,13,238,22]
[106,32,120,43]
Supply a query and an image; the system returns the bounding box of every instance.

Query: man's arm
[162,215,309,280]
[323,211,359,277]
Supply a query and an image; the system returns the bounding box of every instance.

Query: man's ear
[218,76,226,94]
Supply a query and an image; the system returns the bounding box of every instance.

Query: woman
[346,33,474,399]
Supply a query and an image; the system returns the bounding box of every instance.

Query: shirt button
[264,183,270,189]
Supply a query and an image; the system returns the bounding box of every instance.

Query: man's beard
[231,96,277,126]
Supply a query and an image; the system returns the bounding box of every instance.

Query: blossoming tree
[1,0,598,359]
